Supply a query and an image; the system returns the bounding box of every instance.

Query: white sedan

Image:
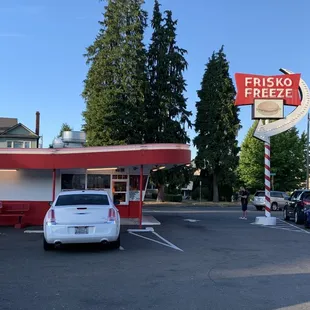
[43,190,121,251]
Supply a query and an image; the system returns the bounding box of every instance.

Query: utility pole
[199,159,206,203]
[307,113,310,189]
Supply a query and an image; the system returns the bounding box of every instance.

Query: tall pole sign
[235,68,310,225]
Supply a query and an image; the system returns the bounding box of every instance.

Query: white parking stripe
[277,218,310,234]
[128,230,183,252]
[151,231,184,252]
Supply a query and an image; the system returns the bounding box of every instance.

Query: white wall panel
[0,170,55,201]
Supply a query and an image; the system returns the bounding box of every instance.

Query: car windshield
[303,193,310,202]
[255,192,265,197]
[291,191,303,200]
[55,194,110,206]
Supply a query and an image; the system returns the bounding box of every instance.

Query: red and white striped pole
[264,139,271,217]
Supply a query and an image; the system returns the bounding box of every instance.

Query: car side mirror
[114,199,120,206]
[49,201,53,206]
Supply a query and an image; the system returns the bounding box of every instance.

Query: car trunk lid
[54,205,111,225]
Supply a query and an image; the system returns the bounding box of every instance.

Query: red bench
[0,202,30,229]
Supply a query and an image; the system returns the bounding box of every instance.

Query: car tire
[283,208,289,221]
[271,203,278,211]
[43,237,54,251]
[110,235,121,250]
[256,206,263,211]
[294,211,304,224]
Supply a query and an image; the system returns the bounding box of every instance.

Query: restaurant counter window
[87,174,110,190]
[129,175,148,191]
[61,174,85,190]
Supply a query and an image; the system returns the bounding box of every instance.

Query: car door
[287,191,303,216]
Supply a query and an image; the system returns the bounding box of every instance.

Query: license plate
[75,227,88,234]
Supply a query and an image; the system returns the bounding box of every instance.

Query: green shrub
[164,194,182,202]
[191,187,211,200]
[151,193,158,200]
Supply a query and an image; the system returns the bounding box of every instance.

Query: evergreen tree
[146,1,192,201]
[193,46,240,202]
[58,123,73,138]
[49,123,73,148]
[238,122,307,191]
[82,0,148,146]
[145,0,191,143]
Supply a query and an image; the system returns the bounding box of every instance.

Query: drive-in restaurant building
[0,134,191,228]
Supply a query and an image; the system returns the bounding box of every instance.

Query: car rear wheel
[294,211,304,224]
[43,237,54,251]
[271,202,278,211]
[256,206,263,211]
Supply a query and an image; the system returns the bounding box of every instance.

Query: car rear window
[255,192,265,197]
[55,194,110,206]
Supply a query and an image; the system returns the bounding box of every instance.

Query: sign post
[235,68,310,226]
[264,138,271,217]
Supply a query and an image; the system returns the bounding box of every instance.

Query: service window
[61,174,85,190]
[129,175,148,191]
[87,174,110,190]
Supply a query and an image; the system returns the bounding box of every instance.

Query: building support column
[52,169,56,201]
[139,165,143,228]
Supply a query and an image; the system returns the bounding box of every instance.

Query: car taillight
[47,209,56,225]
[301,201,310,207]
[108,208,117,221]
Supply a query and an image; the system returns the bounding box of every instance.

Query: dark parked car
[283,190,310,224]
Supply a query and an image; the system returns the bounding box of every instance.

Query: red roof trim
[0,143,191,170]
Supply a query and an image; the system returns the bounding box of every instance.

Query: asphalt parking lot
[1,206,310,310]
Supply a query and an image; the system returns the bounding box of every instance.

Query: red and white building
[0,143,190,227]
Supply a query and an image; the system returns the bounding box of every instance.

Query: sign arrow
[253,68,310,142]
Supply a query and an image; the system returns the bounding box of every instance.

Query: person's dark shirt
[240,190,249,204]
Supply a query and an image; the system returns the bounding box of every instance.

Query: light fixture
[186,163,191,167]
[0,169,17,172]
[159,166,165,170]
[87,167,117,171]
[152,168,158,172]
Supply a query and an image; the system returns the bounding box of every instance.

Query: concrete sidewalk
[143,200,240,208]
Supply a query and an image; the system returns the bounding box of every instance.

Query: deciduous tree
[238,121,307,191]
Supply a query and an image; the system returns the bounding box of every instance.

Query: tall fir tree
[145,0,191,143]
[146,0,192,201]
[82,0,148,146]
[193,46,241,202]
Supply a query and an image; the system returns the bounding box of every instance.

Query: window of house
[13,141,24,148]
[87,174,110,190]
[6,141,32,148]
[61,174,86,190]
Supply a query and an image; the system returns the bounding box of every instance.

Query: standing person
[239,186,249,220]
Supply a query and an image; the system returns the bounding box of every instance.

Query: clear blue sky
[1,0,309,158]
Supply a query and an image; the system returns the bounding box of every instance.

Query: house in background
[0,112,40,148]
